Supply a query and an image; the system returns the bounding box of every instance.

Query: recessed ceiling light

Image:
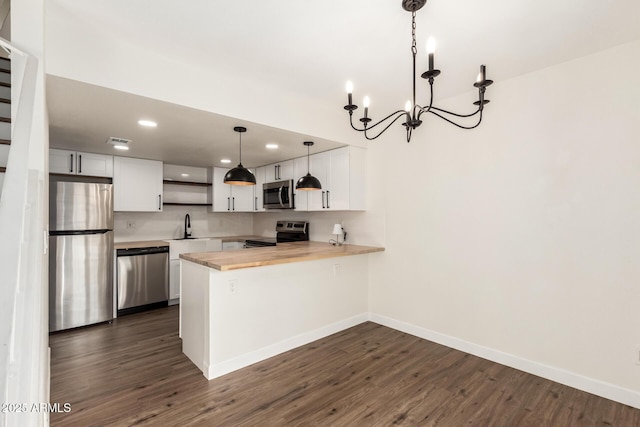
[113,145,129,151]
[181,173,189,177]
[138,119,157,127]
[221,159,232,164]
[265,143,279,149]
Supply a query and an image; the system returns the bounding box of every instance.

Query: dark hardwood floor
[49,306,640,426]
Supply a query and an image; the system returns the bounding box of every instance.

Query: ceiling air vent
[106,137,131,150]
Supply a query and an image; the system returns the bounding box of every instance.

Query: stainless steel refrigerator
[49,180,114,332]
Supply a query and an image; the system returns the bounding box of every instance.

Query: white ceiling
[46,0,640,167]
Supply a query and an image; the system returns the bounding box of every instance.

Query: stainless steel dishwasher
[116,245,169,315]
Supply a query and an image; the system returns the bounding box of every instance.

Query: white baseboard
[206,313,369,380]
[368,313,640,410]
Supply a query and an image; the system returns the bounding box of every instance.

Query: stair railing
[0,37,48,427]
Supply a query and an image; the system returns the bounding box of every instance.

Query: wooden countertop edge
[180,243,385,271]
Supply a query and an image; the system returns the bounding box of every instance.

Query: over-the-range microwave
[263,180,295,209]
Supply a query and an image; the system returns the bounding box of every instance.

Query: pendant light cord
[238,131,242,165]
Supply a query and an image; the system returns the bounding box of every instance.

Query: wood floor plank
[49,306,640,426]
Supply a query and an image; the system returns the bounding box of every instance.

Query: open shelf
[163,202,210,206]
[163,180,211,187]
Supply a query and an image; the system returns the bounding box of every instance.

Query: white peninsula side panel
[180,255,369,380]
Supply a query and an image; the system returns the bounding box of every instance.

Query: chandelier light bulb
[363,96,370,118]
[405,100,412,112]
[427,36,436,72]
[426,37,436,54]
[478,65,486,83]
[346,81,354,106]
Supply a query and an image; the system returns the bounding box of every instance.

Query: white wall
[367,40,640,405]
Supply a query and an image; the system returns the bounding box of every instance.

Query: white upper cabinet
[308,151,330,211]
[307,146,366,211]
[253,166,266,212]
[293,156,310,211]
[113,156,163,212]
[50,149,113,177]
[264,159,293,182]
[211,167,255,212]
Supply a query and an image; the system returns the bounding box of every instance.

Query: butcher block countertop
[180,241,385,271]
[114,240,169,250]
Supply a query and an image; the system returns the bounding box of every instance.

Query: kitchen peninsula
[179,241,384,380]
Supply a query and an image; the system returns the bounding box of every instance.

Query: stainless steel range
[245,220,309,248]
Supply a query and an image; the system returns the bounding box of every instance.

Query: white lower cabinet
[169,259,181,304]
[169,238,222,304]
[211,167,255,212]
[113,157,163,212]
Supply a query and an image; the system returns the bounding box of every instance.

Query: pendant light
[296,141,322,191]
[224,126,256,186]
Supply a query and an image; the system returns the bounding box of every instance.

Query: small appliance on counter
[49,178,114,332]
[244,220,309,248]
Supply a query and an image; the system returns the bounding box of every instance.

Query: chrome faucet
[184,214,192,239]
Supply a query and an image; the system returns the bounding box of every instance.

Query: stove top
[244,237,278,248]
[245,221,310,248]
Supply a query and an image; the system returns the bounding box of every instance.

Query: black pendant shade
[224,126,256,186]
[296,141,322,191]
[296,173,322,191]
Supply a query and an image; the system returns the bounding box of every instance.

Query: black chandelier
[343,0,493,143]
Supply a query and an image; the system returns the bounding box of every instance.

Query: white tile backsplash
[114,205,253,242]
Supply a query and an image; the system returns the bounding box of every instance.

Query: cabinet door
[308,151,330,211]
[265,160,293,181]
[292,156,309,211]
[211,167,232,212]
[76,152,113,177]
[169,259,181,301]
[253,166,266,211]
[113,157,163,212]
[277,160,294,181]
[230,178,255,212]
[326,147,350,211]
[49,149,75,174]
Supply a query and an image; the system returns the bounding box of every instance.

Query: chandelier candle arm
[343,0,493,142]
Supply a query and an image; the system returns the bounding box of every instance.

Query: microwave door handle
[278,185,285,207]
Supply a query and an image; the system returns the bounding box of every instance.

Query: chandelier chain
[411,12,417,56]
